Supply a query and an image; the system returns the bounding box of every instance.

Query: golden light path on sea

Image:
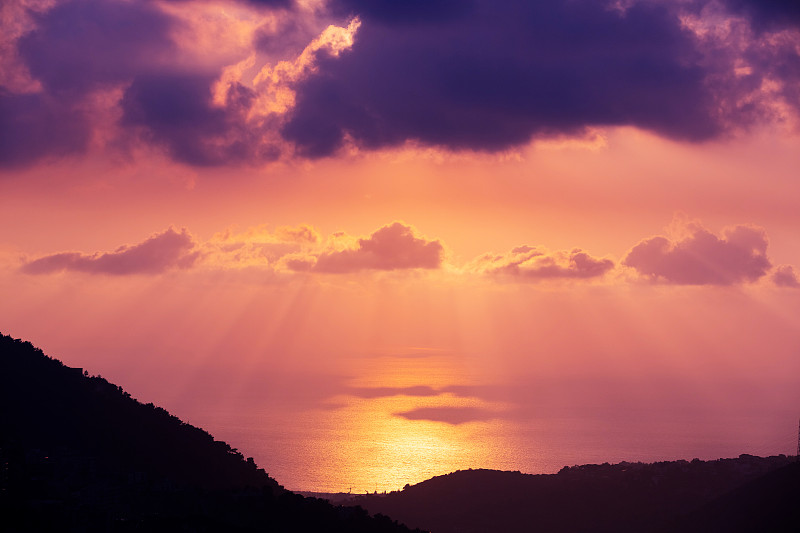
[186,344,798,494]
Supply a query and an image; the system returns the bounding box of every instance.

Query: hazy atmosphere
[2,0,800,493]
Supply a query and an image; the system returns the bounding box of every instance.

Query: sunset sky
[2,0,800,492]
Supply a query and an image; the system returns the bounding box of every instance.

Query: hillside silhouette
[675,461,800,532]
[352,454,797,532]
[0,333,421,532]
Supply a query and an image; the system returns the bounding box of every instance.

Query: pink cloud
[393,406,497,425]
[292,222,444,273]
[623,223,772,285]
[772,265,800,288]
[22,227,199,275]
[473,245,614,280]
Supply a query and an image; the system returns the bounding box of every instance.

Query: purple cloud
[18,0,175,98]
[623,224,772,285]
[121,74,280,166]
[328,0,470,26]
[772,264,800,288]
[721,0,800,31]
[0,0,174,167]
[0,90,89,168]
[163,0,293,6]
[282,1,728,157]
[1,0,283,168]
[3,0,800,168]
[22,227,200,275]
[393,406,497,425]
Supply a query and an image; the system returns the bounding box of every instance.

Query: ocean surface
[174,350,797,493]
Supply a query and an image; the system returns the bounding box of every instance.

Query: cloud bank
[18,218,796,287]
[20,222,443,277]
[284,0,723,156]
[2,0,800,168]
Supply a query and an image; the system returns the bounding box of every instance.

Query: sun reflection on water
[291,350,505,493]
[320,395,493,493]
[186,344,799,494]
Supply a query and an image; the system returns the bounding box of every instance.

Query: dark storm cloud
[242,0,294,7]
[162,0,293,6]
[22,227,200,275]
[282,0,722,157]
[121,74,227,165]
[0,0,175,168]
[3,0,800,169]
[121,74,277,166]
[254,17,312,57]
[1,0,280,169]
[17,0,175,99]
[328,0,472,26]
[742,33,800,114]
[0,90,90,168]
[721,0,800,31]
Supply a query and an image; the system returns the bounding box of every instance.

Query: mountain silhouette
[0,333,421,532]
[674,461,800,532]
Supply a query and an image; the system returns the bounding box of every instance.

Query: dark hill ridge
[0,333,421,532]
[352,453,797,532]
[0,334,280,492]
[676,461,800,532]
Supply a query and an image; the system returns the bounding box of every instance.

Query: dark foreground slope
[354,455,796,533]
[676,461,800,533]
[0,333,421,533]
